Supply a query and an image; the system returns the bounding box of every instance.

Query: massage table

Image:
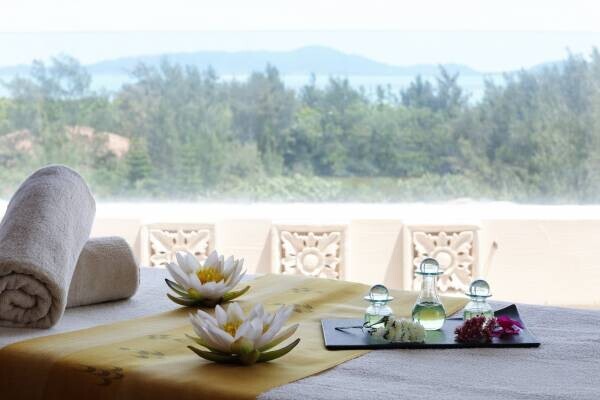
[1,267,598,399]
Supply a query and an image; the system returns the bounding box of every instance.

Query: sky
[2,0,600,72]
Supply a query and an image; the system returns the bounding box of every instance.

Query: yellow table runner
[0,274,467,400]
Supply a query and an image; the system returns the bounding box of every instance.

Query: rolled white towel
[0,165,95,328]
[67,237,139,308]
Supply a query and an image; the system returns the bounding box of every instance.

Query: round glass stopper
[368,284,390,302]
[419,257,440,274]
[468,279,491,297]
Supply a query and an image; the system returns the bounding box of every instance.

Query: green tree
[125,139,153,188]
[230,65,296,174]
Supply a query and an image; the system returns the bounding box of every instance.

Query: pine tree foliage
[2,52,600,202]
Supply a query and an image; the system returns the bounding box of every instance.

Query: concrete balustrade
[2,201,599,308]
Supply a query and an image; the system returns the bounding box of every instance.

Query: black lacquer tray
[321,304,540,350]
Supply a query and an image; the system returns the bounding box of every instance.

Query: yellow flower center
[223,320,242,337]
[197,266,224,284]
[262,323,270,334]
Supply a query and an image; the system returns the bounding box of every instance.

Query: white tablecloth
[1,268,599,399]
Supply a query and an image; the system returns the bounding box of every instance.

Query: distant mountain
[88,46,481,76]
[0,46,482,77]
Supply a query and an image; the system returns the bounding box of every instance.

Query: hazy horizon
[1,31,599,72]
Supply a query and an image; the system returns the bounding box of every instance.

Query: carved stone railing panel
[272,225,347,279]
[140,223,214,267]
[404,225,480,293]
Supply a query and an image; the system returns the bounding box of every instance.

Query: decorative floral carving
[412,230,475,292]
[278,230,342,279]
[148,228,211,266]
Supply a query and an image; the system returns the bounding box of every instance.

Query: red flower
[492,316,523,337]
[454,316,496,344]
[455,315,523,343]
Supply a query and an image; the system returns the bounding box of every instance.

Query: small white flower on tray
[370,316,426,343]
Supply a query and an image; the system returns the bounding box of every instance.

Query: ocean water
[0,73,504,102]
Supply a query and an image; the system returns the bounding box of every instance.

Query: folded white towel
[0,166,95,328]
[67,236,139,308]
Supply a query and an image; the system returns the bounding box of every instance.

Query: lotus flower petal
[248,319,263,342]
[206,323,234,352]
[215,305,228,326]
[183,252,200,271]
[259,323,299,351]
[226,268,245,288]
[165,278,189,297]
[257,305,293,348]
[187,272,204,292]
[166,262,188,288]
[257,338,300,362]
[188,346,240,363]
[167,293,200,306]
[222,286,250,302]
[200,281,226,299]
[224,255,234,270]
[257,318,285,348]
[228,302,245,322]
[204,250,219,267]
[194,309,217,325]
[224,263,241,285]
[191,319,209,338]
[223,257,237,276]
[175,252,192,274]
[234,319,253,341]
[195,324,227,352]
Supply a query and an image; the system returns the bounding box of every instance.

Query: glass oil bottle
[463,278,494,320]
[412,258,446,330]
[364,284,394,329]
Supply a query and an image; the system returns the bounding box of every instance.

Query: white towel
[67,236,139,308]
[0,166,95,328]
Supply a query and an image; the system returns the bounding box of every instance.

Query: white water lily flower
[187,302,300,365]
[165,250,249,306]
